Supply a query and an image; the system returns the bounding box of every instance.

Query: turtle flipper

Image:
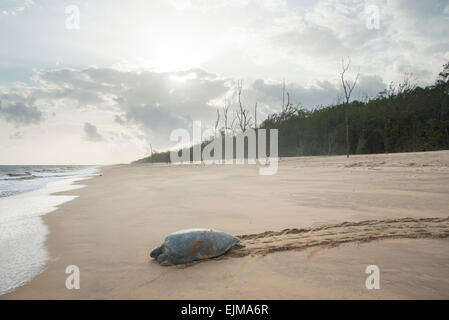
[157,252,193,265]
[157,253,175,266]
[150,245,164,258]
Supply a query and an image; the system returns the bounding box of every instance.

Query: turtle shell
[151,228,240,265]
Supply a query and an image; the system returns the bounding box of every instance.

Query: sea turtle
[150,228,240,265]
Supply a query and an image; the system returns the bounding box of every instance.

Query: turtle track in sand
[226,216,449,258]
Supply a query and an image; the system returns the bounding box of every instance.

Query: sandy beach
[3,151,449,299]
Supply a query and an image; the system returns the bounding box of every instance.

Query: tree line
[133,61,449,163]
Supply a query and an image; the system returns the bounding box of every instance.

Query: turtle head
[150,245,164,258]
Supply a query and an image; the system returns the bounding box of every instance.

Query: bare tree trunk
[340,57,359,159]
[446,126,449,149]
[222,98,231,136]
[254,102,258,129]
[345,108,349,158]
[214,108,220,137]
[236,81,252,132]
[328,134,333,155]
[282,78,285,112]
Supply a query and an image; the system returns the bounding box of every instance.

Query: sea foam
[0,166,98,295]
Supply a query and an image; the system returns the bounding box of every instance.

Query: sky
[0,0,448,164]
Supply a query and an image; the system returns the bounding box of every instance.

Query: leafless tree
[254,101,258,129]
[235,80,252,132]
[284,92,297,115]
[230,110,238,135]
[382,73,417,98]
[222,98,231,135]
[149,144,154,163]
[214,108,220,137]
[396,73,416,94]
[340,57,359,158]
[280,80,298,118]
[282,78,286,112]
[281,79,293,114]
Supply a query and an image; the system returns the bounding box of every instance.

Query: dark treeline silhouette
[134,62,449,164]
[133,134,274,164]
[262,62,448,156]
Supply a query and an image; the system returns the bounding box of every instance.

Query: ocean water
[0,165,99,295]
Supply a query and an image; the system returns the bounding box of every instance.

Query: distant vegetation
[133,62,449,164]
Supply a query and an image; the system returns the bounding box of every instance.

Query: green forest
[134,62,449,164]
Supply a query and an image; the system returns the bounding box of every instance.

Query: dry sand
[3,151,449,299]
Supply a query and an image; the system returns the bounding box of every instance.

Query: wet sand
[3,151,449,299]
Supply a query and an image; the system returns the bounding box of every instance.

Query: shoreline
[0,167,101,296]
[3,152,449,299]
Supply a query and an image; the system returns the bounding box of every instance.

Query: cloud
[0,65,405,151]
[125,104,188,135]
[1,65,389,145]
[252,0,449,84]
[274,25,349,57]
[1,0,448,164]
[28,67,233,145]
[246,74,386,111]
[247,78,339,110]
[1,0,34,16]
[84,122,103,142]
[9,131,23,139]
[114,114,126,125]
[0,101,42,126]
